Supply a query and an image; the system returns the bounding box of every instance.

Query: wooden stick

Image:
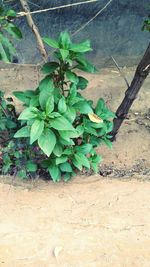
[19,0,48,62]
[111,56,129,88]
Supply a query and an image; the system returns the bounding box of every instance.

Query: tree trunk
[111,42,150,141]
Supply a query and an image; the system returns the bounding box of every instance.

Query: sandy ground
[0,63,150,266]
[0,177,150,267]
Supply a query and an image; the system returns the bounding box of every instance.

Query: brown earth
[0,63,150,266]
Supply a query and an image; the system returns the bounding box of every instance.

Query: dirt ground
[0,63,150,266]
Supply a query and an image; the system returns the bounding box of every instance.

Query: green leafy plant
[9,31,115,182]
[142,15,150,32]
[0,3,22,62]
[0,4,28,178]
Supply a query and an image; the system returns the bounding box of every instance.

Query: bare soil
[0,64,150,266]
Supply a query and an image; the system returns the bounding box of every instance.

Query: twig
[111,56,129,88]
[72,0,113,36]
[27,1,41,8]
[19,0,48,62]
[17,0,101,17]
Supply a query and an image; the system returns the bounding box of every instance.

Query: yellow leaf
[88,113,103,123]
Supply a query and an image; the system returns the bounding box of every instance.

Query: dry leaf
[88,113,103,123]
[53,246,63,259]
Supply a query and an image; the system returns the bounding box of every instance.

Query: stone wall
[9,0,149,67]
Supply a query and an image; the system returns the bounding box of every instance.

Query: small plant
[13,32,115,181]
[142,15,150,32]
[0,3,22,62]
[0,32,115,181]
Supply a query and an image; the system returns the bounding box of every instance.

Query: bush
[0,32,115,181]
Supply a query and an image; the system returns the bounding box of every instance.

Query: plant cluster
[142,14,150,32]
[0,31,115,181]
[0,4,22,62]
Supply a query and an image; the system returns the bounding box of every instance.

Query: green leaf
[14,151,21,159]
[102,137,113,149]
[59,31,71,49]
[70,40,92,53]
[1,99,6,109]
[76,62,97,73]
[59,130,79,141]
[6,119,17,129]
[84,124,98,136]
[30,96,39,107]
[91,154,102,164]
[51,116,75,131]
[75,144,93,155]
[26,161,37,172]
[1,35,16,60]
[13,91,27,103]
[100,110,116,120]
[39,76,54,109]
[53,143,63,157]
[75,55,88,66]
[49,112,61,118]
[106,121,114,133]
[59,162,72,172]
[30,119,44,144]
[14,126,30,138]
[63,148,73,155]
[58,96,67,114]
[70,83,77,95]
[43,37,59,48]
[48,165,61,182]
[38,128,56,156]
[64,106,76,123]
[89,121,104,129]
[77,76,88,90]
[46,95,54,115]
[41,62,59,74]
[18,107,39,120]
[60,137,74,146]
[90,154,102,173]
[75,56,97,73]
[74,100,93,114]
[24,90,37,97]
[97,127,107,136]
[53,87,61,104]
[72,158,82,171]
[39,75,54,91]
[95,98,105,115]
[63,172,71,182]
[0,42,9,62]
[76,125,84,136]
[66,71,79,84]
[60,49,69,61]
[6,9,16,17]
[74,153,90,169]
[6,23,22,39]
[2,159,12,174]
[56,156,68,165]
[17,170,26,179]
[67,84,78,105]
[91,162,99,173]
